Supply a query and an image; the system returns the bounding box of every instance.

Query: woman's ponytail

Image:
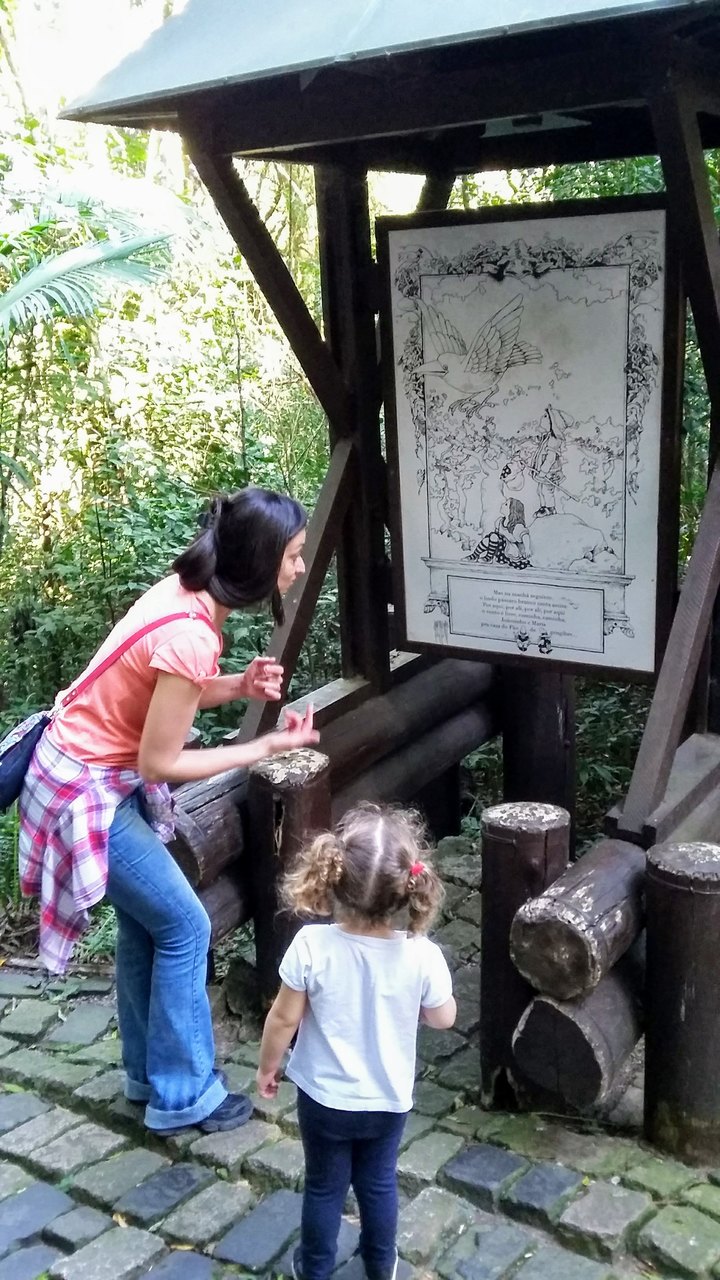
[172,497,222,592]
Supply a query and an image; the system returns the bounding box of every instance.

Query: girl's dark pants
[297,1089,407,1280]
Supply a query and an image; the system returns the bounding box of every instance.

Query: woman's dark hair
[173,487,306,624]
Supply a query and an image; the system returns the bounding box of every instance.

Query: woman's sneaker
[157,1090,253,1137]
[196,1091,254,1132]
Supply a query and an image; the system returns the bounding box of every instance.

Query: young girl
[257,803,456,1280]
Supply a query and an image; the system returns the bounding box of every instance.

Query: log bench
[168,655,496,995]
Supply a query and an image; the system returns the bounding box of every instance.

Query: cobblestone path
[1,840,719,1278]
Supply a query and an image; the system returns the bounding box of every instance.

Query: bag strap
[57,611,218,711]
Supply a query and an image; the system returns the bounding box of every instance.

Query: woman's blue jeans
[106,793,226,1131]
[297,1089,407,1280]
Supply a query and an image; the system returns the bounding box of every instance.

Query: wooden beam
[618,469,720,834]
[205,36,647,158]
[662,38,720,117]
[316,165,390,688]
[332,701,495,819]
[615,71,720,831]
[181,141,351,431]
[318,658,493,789]
[511,839,646,1000]
[416,173,456,212]
[644,72,720,756]
[480,802,570,1107]
[238,436,357,742]
[651,74,720,461]
[513,946,644,1110]
[235,111,705,175]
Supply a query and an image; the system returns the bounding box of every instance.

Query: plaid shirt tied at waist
[19,731,175,974]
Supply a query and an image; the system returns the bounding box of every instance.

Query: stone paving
[0,838,719,1278]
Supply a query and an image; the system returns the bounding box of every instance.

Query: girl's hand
[256,1067,282,1098]
[271,705,319,754]
[242,656,284,702]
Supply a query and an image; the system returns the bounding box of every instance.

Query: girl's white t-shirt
[279,922,453,1113]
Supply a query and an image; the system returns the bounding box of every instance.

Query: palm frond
[0,452,31,486]
[0,234,170,340]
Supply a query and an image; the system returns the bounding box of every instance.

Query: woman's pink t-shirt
[49,575,222,768]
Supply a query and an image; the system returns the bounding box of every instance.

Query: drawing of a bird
[414,293,542,410]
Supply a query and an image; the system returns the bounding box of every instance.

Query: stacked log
[510,838,646,999]
[508,837,647,1109]
[512,940,645,1109]
[479,802,570,1107]
[170,768,251,941]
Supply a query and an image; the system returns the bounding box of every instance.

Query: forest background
[0,0,716,956]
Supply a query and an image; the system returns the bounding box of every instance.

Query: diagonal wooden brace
[183,143,352,432]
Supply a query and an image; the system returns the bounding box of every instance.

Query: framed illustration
[377,196,678,676]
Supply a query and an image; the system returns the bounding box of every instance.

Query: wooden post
[645,840,720,1163]
[510,838,646,1000]
[315,165,390,690]
[415,765,462,840]
[480,801,569,1107]
[512,941,645,1110]
[500,669,576,853]
[245,748,331,1006]
[615,74,720,830]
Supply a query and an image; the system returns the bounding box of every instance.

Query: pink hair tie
[409,861,426,877]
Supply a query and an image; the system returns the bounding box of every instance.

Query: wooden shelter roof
[62,0,720,170]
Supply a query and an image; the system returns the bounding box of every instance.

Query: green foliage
[0,232,170,338]
[1,34,718,933]
[461,678,650,851]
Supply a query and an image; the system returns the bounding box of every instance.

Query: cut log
[169,768,248,888]
[322,658,493,790]
[480,802,570,1107]
[512,941,645,1110]
[198,868,251,945]
[331,702,494,818]
[645,840,720,1163]
[510,838,646,1000]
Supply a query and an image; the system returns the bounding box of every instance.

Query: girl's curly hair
[282,802,444,934]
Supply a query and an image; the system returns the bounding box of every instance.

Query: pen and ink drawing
[383,204,666,673]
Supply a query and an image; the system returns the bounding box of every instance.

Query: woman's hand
[242,656,284,702]
[269,705,319,754]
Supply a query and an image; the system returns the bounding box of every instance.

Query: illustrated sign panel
[378,200,668,674]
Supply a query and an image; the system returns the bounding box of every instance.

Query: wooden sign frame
[377,195,681,678]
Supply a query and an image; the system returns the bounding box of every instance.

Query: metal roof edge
[60,0,700,128]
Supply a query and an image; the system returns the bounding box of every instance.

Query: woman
[19,487,319,1136]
